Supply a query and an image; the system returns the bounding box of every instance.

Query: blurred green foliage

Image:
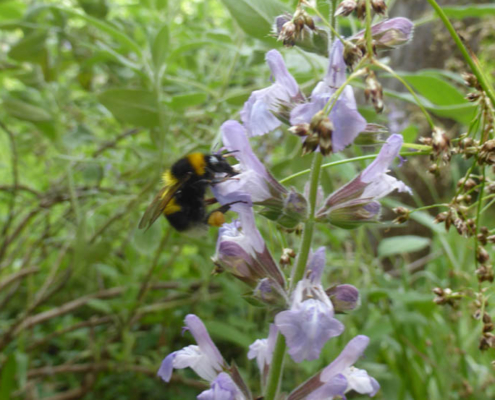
[0,1,494,399]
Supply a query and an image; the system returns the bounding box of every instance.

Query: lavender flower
[288,335,379,400]
[248,324,278,374]
[290,40,367,153]
[327,284,360,313]
[316,134,411,228]
[275,248,344,363]
[197,372,245,400]
[213,203,285,288]
[352,17,414,49]
[213,120,307,228]
[158,314,225,383]
[241,50,302,137]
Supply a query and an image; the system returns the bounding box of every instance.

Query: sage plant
[155,0,494,398]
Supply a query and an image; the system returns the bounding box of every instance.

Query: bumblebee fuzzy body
[139,153,236,232]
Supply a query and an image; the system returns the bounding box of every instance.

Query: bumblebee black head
[206,154,237,176]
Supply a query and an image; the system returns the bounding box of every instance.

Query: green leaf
[397,71,466,106]
[8,31,47,62]
[205,320,252,348]
[169,92,207,110]
[219,0,288,41]
[0,1,26,22]
[86,298,113,314]
[152,24,170,71]
[442,4,495,19]
[98,89,159,127]
[2,97,52,122]
[401,124,419,144]
[378,235,431,258]
[0,355,17,400]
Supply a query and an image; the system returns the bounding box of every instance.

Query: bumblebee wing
[138,175,190,230]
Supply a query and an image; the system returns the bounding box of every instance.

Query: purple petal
[241,95,282,137]
[307,374,348,400]
[275,299,345,363]
[345,367,379,396]
[361,134,403,183]
[197,372,239,400]
[330,86,367,152]
[185,315,224,370]
[321,335,370,382]
[327,284,360,312]
[324,40,346,88]
[157,352,176,383]
[307,247,326,284]
[266,49,299,97]
[221,120,268,178]
[352,17,414,48]
[290,96,327,126]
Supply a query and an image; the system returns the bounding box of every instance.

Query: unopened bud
[476,265,494,283]
[335,0,357,17]
[327,284,360,313]
[303,13,316,30]
[371,0,387,15]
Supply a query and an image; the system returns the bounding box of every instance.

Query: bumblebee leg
[205,200,248,227]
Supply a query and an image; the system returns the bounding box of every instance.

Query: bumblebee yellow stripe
[164,198,182,215]
[187,153,206,176]
[162,170,177,187]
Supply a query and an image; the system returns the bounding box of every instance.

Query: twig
[0,120,19,239]
[92,128,141,158]
[0,267,40,292]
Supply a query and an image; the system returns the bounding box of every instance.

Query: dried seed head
[462,72,481,90]
[457,177,477,191]
[433,287,444,296]
[284,248,296,258]
[343,40,363,69]
[310,111,333,156]
[278,20,297,47]
[476,265,494,283]
[289,123,310,137]
[432,126,451,163]
[483,313,493,325]
[479,139,495,165]
[302,134,320,156]
[428,163,439,174]
[483,323,494,333]
[454,218,468,236]
[477,246,490,264]
[487,235,495,244]
[364,70,384,113]
[280,254,291,266]
[335,0,357,17]
[478,233,488,246]
[466,92,481,102]
[371,0,387,15]
[419,137,433,146]
[392,207,410,224]
[356,0,367,20]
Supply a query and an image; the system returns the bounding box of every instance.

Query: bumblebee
[138,152,237,232]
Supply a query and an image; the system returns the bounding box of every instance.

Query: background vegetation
[0,0,494,399]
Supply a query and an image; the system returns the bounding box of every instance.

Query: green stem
[375,61,435,129]
[364,0,374,56]
[425,0,495,108]
[308,4,345,44]
[280,150,430,183]
[264,152,323,400]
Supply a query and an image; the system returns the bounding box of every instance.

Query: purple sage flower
[352,17,414,49]
[290,40,367,153]
[326,284,360,313]
[213,120,307,228]
[288,335,379,400]
[247,324,278,374]
[241,50,302,137]
[158,314,225,383]
[316,134,411,229]
[197,372,245,400]
[275,248,344,363]
[213,203,285,288]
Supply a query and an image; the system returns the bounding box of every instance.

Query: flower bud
[335,0,357,17]
[476,265,494,283]
[310,111,334,156]
[462,72,481,90]
[278,20,297,47]
[432,126,451,163]
[326,284,360,313]
[356,0,367,20]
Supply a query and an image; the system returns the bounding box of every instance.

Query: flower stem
[264,151,323,400]
[364,0,374,57]
[425,0,495,108]
[280,149,430,184]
